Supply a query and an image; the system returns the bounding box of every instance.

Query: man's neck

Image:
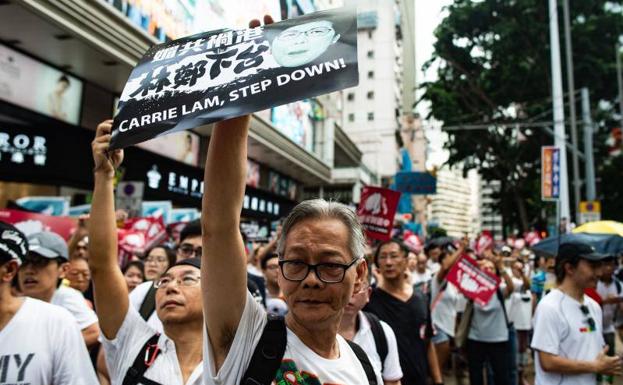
[558,280,585,302]
[381,274,410,294]
[338,311,358,341]
[601,275,613,284]
[266,282,281,298]
[164,320,204,374]
[416,268,427,275]
[0,288,24,332]
[286,312,341,359]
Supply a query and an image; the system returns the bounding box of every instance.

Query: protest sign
[0,209,76,240]
[446,255,501,306]
[16,196,70,216]
[110,7,358,150]
[357,186,401,241]
[118,216,168,264]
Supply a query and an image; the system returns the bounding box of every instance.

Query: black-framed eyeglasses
[278,258,360,284]
[580,305,596,331]
[178,243,202,258]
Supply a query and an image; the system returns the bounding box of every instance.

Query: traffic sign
[578,200,601,224]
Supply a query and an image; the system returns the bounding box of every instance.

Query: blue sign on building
[395,172,437,195]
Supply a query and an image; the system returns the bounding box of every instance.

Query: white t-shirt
[353,311,403,381]
[596,280,620,333]
[431,278,458,337]
[0,297,98,384]
[203,292,383,385]
[411,269,433,286]
[129,280,163,333]
[51,286,98,330]
[101,306,203,385]
[531,289,604,385]
[508,276,533,331]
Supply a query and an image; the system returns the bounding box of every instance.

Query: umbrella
[531,233,623,258]
[425,236,457,249]
[573,221,623,237]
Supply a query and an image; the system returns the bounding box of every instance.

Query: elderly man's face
[272,20,339,67]
[279,217,365,331]
[155,265,203,325]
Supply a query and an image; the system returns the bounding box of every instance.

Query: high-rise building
[479,179,504,240]
[341,0,406,180]
[428,168,480,238]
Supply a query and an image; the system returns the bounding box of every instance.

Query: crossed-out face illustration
[272,20,341,68]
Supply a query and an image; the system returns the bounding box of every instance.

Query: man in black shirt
[365,239,443,385]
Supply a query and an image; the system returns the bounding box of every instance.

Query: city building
[479,179,504,240]
[427,167,479,238]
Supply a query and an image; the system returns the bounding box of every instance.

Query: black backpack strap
[139,284,157,321]
[346,340,378,385]
[496,287,511,328]
[362,311,387,373]
[240,314,287,385]
[122,334,162,385]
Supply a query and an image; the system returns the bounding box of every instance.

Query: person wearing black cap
[531,242,622,385]
[0,221,98,384]
[89,120,203,384]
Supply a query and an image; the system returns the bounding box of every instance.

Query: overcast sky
[414,0,453,168]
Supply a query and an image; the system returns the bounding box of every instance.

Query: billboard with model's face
[0,45,83,125]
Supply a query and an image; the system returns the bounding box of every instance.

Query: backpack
[241,314,378,385]
[362,311,388,372]
[122,334,163,385]
[139,284,158,321]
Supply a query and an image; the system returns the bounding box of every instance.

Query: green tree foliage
[420,0,623,231]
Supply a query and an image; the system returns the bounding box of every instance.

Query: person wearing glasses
[532,242,622,385]
[200,25,382,381]
[271,19,341,68]
[89,120,204,385]
[176,220,203,261]
[0,221,98,384]
[365,239,443,385]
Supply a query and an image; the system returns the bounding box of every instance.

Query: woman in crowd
[122,260,145,292]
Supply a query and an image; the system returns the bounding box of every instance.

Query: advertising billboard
[0,45,83,125]
[137,130,200,167]
[271,100,315,151]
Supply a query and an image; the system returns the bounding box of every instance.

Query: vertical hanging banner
[110,7,358,150]
[541,146,560,201]
[357,186,401,241]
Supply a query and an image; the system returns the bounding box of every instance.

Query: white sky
[414,0,453,169]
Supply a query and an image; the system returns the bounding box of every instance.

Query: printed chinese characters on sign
[110,7,358,150]
[357,186,401,241]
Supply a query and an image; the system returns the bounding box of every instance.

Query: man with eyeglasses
[89,120,204,385]
[176,220,203,261]
[17,231,100,348]
[365,239,443,385]
[200,31,383,382]
[0,222,98,384]
[532,242,622,385]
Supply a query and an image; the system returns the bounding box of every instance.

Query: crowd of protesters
[2,21,623,385]
[1,121,623,385]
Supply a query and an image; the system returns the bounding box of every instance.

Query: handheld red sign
[357,186,401,241]
[446,254,501,306]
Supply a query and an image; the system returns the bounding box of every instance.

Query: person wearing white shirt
[410,253,433,286]
[200,78,382,385]
[531,242,622,385]
[18,231,100,348]
[596,256,623,384]
[90,121,203,385]
[339,275,403,384]
[0,221,98,385]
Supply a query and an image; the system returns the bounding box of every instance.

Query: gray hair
[276,199,366,261]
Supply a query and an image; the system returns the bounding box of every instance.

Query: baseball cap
[27,231,69,261]
[165,257,201,273]
[557,242,607,262]
[0,222,29,264]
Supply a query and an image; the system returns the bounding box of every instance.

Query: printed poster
[110,7,358,149]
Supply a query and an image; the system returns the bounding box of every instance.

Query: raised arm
[201,114,251,367]
[88,120,129,339]
[202,18,274,371]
